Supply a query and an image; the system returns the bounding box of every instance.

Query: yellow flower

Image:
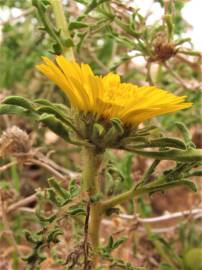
[36,56,192,125]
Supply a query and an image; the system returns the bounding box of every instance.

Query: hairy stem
[102,177,194,210]
[102,185,138,210]
[50,0,74,60]
[82,147,103,256]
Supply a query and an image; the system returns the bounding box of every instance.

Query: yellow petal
[36,56,192,126]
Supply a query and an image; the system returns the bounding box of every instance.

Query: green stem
[82,147,101,195]
[49,0,74,60]
[89,203,103,250]
[33,0,64,51]
[141,159,160,184]
[102,177,195,209]
[82,146,104,253]
[102,185,139,210]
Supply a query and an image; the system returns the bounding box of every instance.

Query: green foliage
[160,263,177,270]
[100,236,144,269]
[23,178,84,269]
[0,1,202,269]
[103,235,128,254]
[147,219,202,270]
[105,150,135,213]
[0,4,45,89]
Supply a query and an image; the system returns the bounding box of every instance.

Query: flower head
[36,56,192,125]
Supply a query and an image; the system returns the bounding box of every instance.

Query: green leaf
[47,188,62,207]
[63,38,74,48]
[3,95,34,110]
[97,38,114,65]
[105,236,127,252]
[128,137,186,150]
[39,113,70,141]
[47,227,62,243]
[0,104,27,116]
[52,42,62,55]
[188,171,202,177]
[68,206,86,216]
[35,209,57,224]
[113,237,127,249]
[34,99,55,106]
[69,179,80,197]
[176,122,195,147]
[68,21,88,31]
[108,236,114,249]
[160,263,176,270]
[129,148,202,162]
[48,177,71,200]
[143,179,197,194]
[36,105,67,124]
[24,230,43,244]
[35,100,76,132]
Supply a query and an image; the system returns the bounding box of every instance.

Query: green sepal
[111,118,124,135]
[103,125,117,145]
[92,123,105,141]
[103,119,124,146]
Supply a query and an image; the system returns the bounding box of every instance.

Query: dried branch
[0,190,22,256]
[5,194,37,215]
[0,161,17,172]
[118,208,202,222]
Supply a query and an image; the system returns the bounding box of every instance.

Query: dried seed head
[0,126,31,158]
[150,33,176,62]
[0,188,16,202]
